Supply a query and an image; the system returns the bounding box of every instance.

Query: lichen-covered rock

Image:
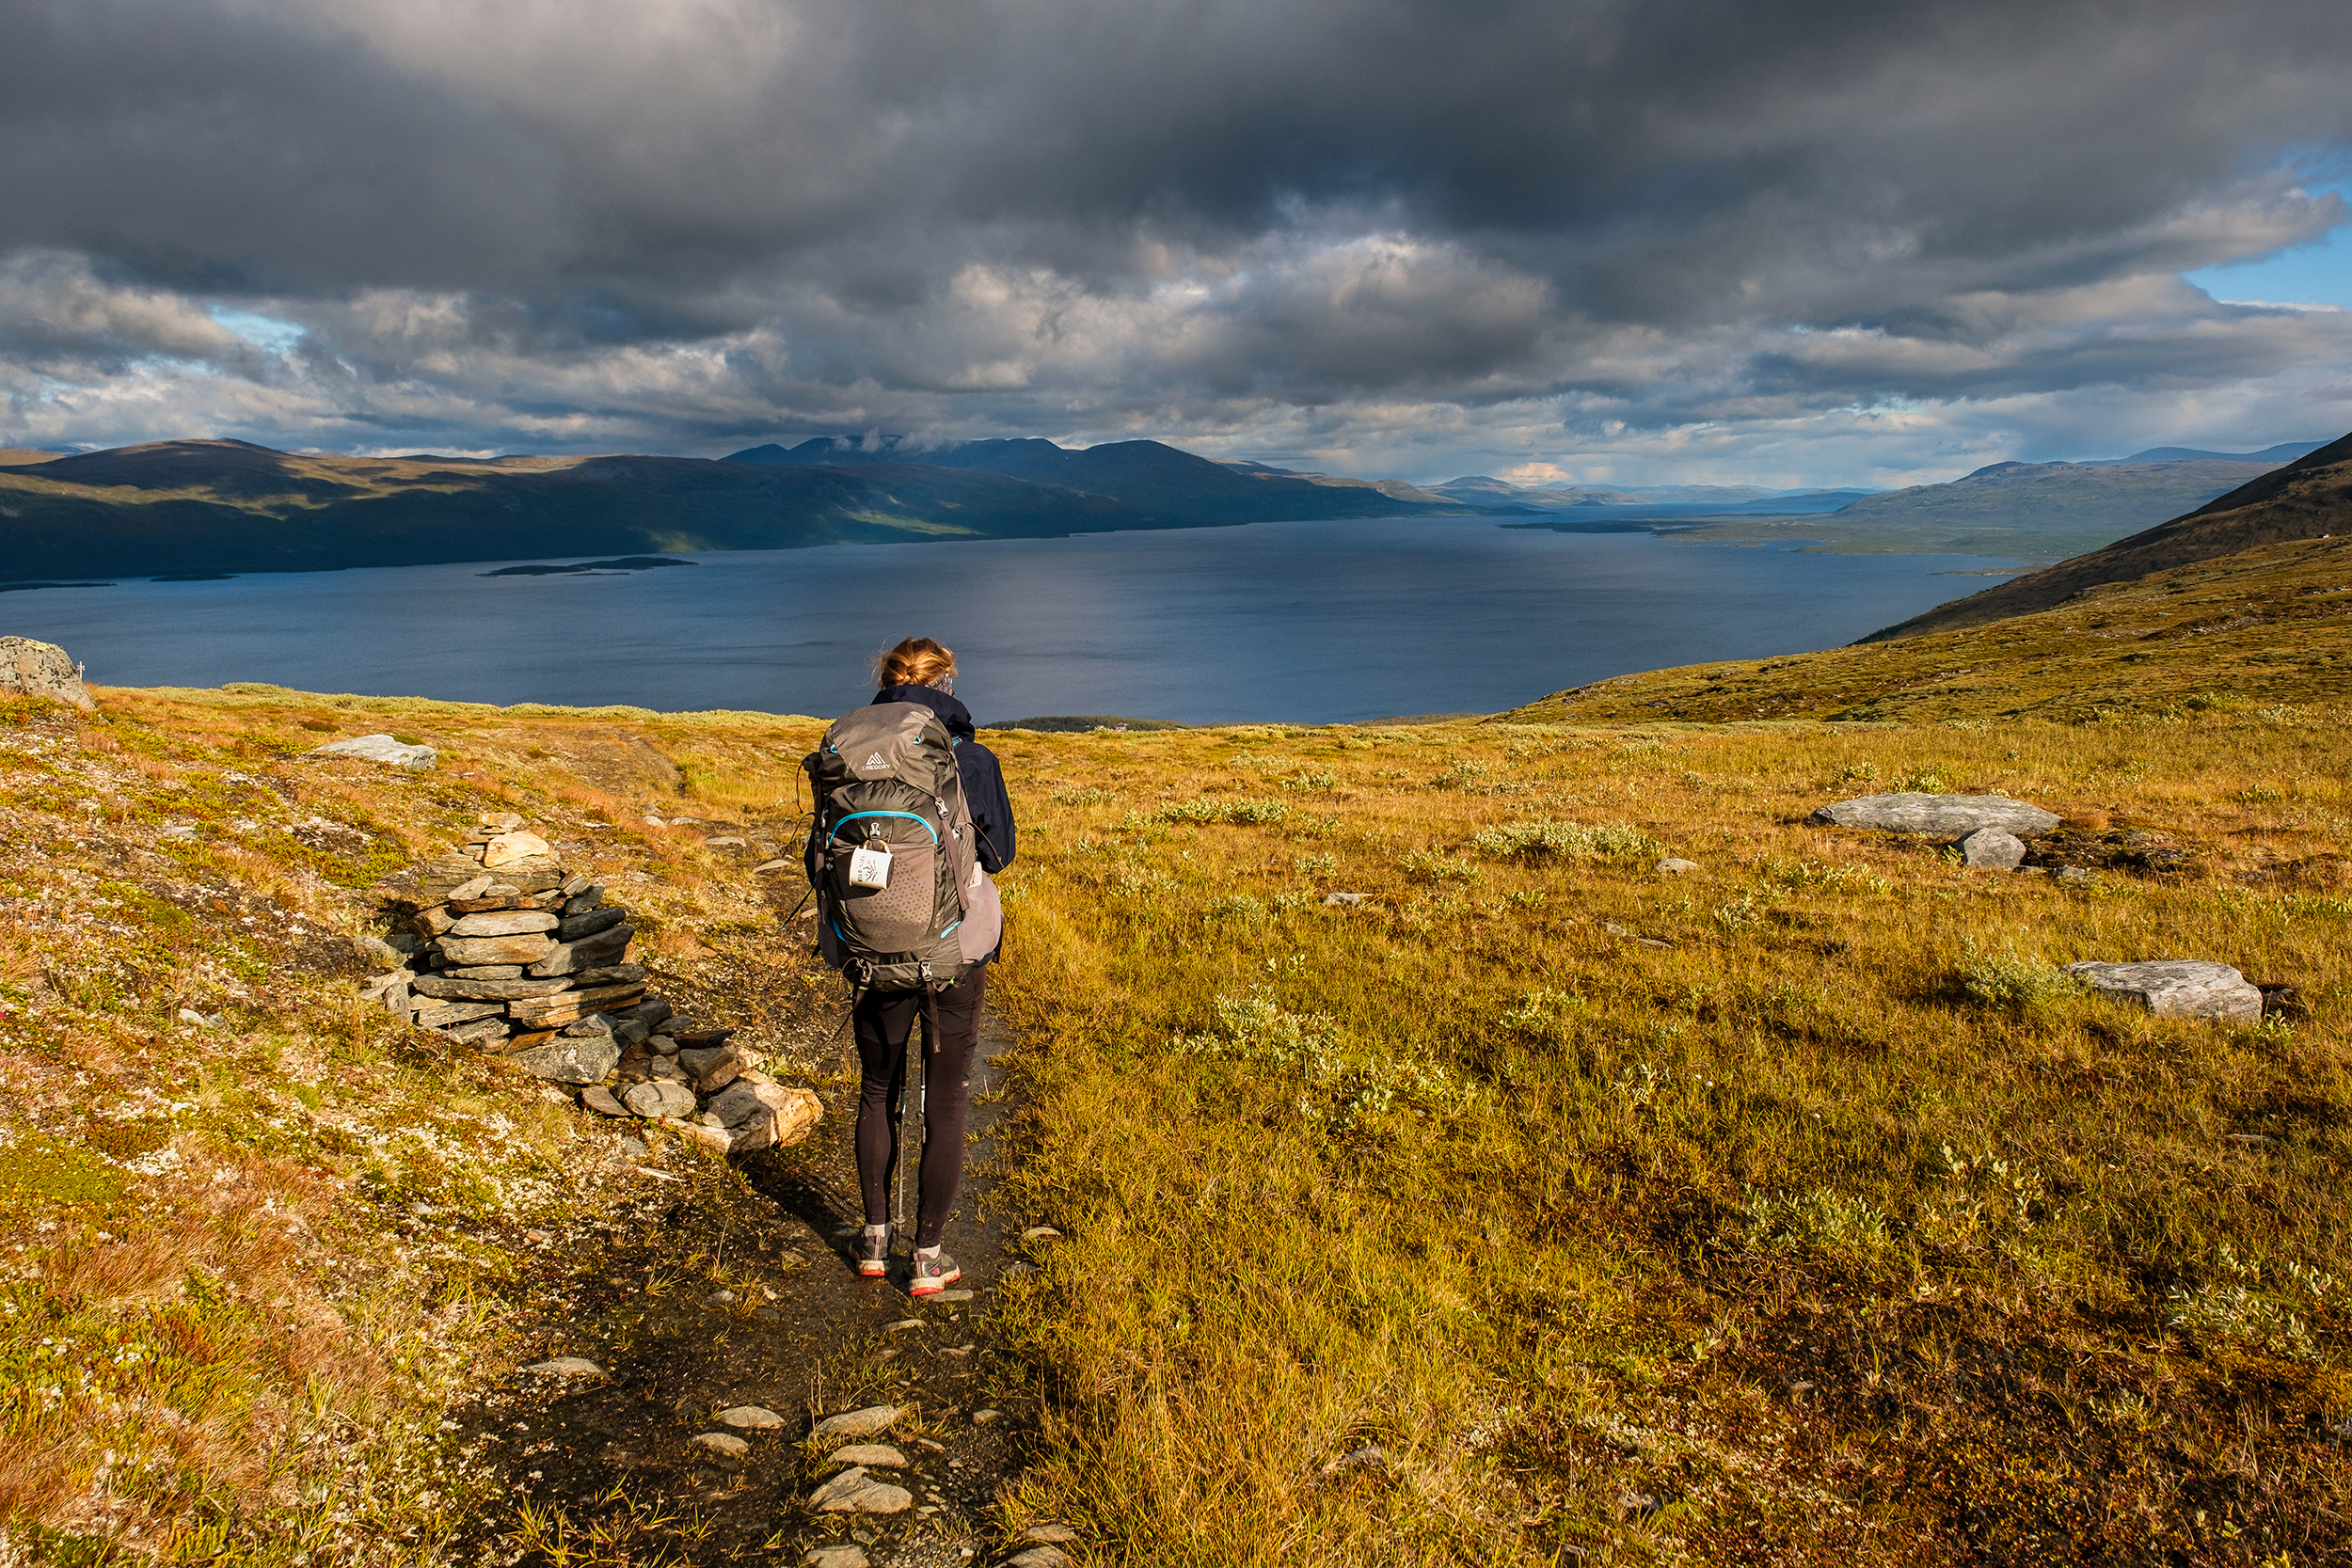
[311,734,436,770]
[2063,960,2263,1022]
[1809,793,2059,835]
[510,1032,622,1085]
[624,1080,697,1118]
[448,909,559,938]
[0,637,95,710]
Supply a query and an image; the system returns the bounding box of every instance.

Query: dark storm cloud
[2,0,2350,475]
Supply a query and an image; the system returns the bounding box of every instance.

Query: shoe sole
[908,1267,961,1296]
[856,1260,888,1277]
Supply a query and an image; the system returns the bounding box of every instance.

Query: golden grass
[8,628,2351,1562]
[968,710,2351,1563]
[1502,533,2352,724]
[0,688,834,1561]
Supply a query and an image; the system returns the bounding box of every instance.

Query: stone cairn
[364,813,818,1156]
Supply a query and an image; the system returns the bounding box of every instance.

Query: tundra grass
[0,689,834,1561]
[976,712,2351,1564]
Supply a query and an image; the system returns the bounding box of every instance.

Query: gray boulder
[623,1080,697,1118]
[1809,793,2058,835]
[1957,827,2026,869]
[311,734,437,770]
[0,637,95,710]
[2063,960,2263,1022]
[510,1032,622,1085]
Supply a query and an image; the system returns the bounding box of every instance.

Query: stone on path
[580,1085,630,1117]
[1956,828,2026,870]
[1808,793,2058,835]
[670,1119,733,1154]
[624,1080,697,1118]
[1008,1550,1072,1568]
[809,1466,913,1513]
[718,1404,785,1429]
[1655,857,1701,875]
[510,1032,622,1086]
[1019,1524,1079,1544]
[521,1356,604,1377]
[810,1405,901,1440]
[311,734,437,771]
[803,1548,868,1568]
[830,1444,907,1467]
[691,1431,750,1462]
[2063,960,2264,1022]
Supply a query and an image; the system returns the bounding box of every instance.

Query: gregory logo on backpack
[861,752,889,771]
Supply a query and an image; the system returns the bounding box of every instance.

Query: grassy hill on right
[1504,431,2352,727]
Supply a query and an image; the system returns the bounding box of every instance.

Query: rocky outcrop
[1809,793,2060,835]
[0,637,95,710]
[2063,960,2264,1022]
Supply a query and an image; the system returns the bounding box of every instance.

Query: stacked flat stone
[360,812,820,1157]
[374,813,650,1054]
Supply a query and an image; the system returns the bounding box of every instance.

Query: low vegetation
[3,554,2348,1563]
[979,706,2349,1564]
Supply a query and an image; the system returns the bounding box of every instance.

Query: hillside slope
[1863,429,2352,640]
[0,440,1175,578]
[1499,531,2352,724]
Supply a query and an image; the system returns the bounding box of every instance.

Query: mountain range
[0,436,1485,580]
[0,432,2332,580]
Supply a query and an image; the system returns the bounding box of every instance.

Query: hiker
[810,637,1015,1296]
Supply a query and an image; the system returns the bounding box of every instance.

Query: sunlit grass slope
[975,707,2350,1564]
[1500,534,2352,725]
[7,641,2350,1563]
[0,686,833,1561]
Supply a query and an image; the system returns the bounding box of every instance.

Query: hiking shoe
[909,1248,961,1296]
[855,1227,890,1278]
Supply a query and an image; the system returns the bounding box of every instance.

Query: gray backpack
[803,704,1000,993]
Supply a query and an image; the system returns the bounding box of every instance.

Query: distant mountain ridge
[723,436,1472,523]
[0,435,1487,581]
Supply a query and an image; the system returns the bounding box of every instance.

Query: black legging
[853,965,985,1249]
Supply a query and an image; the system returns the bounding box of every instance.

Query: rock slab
[1957,827,2026,869]
[831,1444,906,1467]
[312,734,437,771]
[0,637,95,710]
[803,1549,869,1568]
[1809,793,2059,835]
[510,1033,622,1086]
[718,1405,785,1430]
[2063,960,2264,1022]
[810,1404,901,1440]
[809,1466,912,1513]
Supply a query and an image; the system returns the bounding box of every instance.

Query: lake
[2,519,2017,724]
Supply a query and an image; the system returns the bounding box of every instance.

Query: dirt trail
[450,1009,1038,1566]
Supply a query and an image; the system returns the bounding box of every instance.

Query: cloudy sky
[3,0,2349,487]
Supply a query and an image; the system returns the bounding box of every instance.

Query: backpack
[803,703,1001,992]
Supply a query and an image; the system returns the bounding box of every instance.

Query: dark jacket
[872,684,1017,873]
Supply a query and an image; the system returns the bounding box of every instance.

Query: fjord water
[4,519,2016,723]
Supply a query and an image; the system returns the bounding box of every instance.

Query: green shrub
[1470,817,1663,862]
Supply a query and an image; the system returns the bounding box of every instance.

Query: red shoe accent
[909,1265,962,1296]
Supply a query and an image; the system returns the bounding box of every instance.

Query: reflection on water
[0,519,2014,723]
